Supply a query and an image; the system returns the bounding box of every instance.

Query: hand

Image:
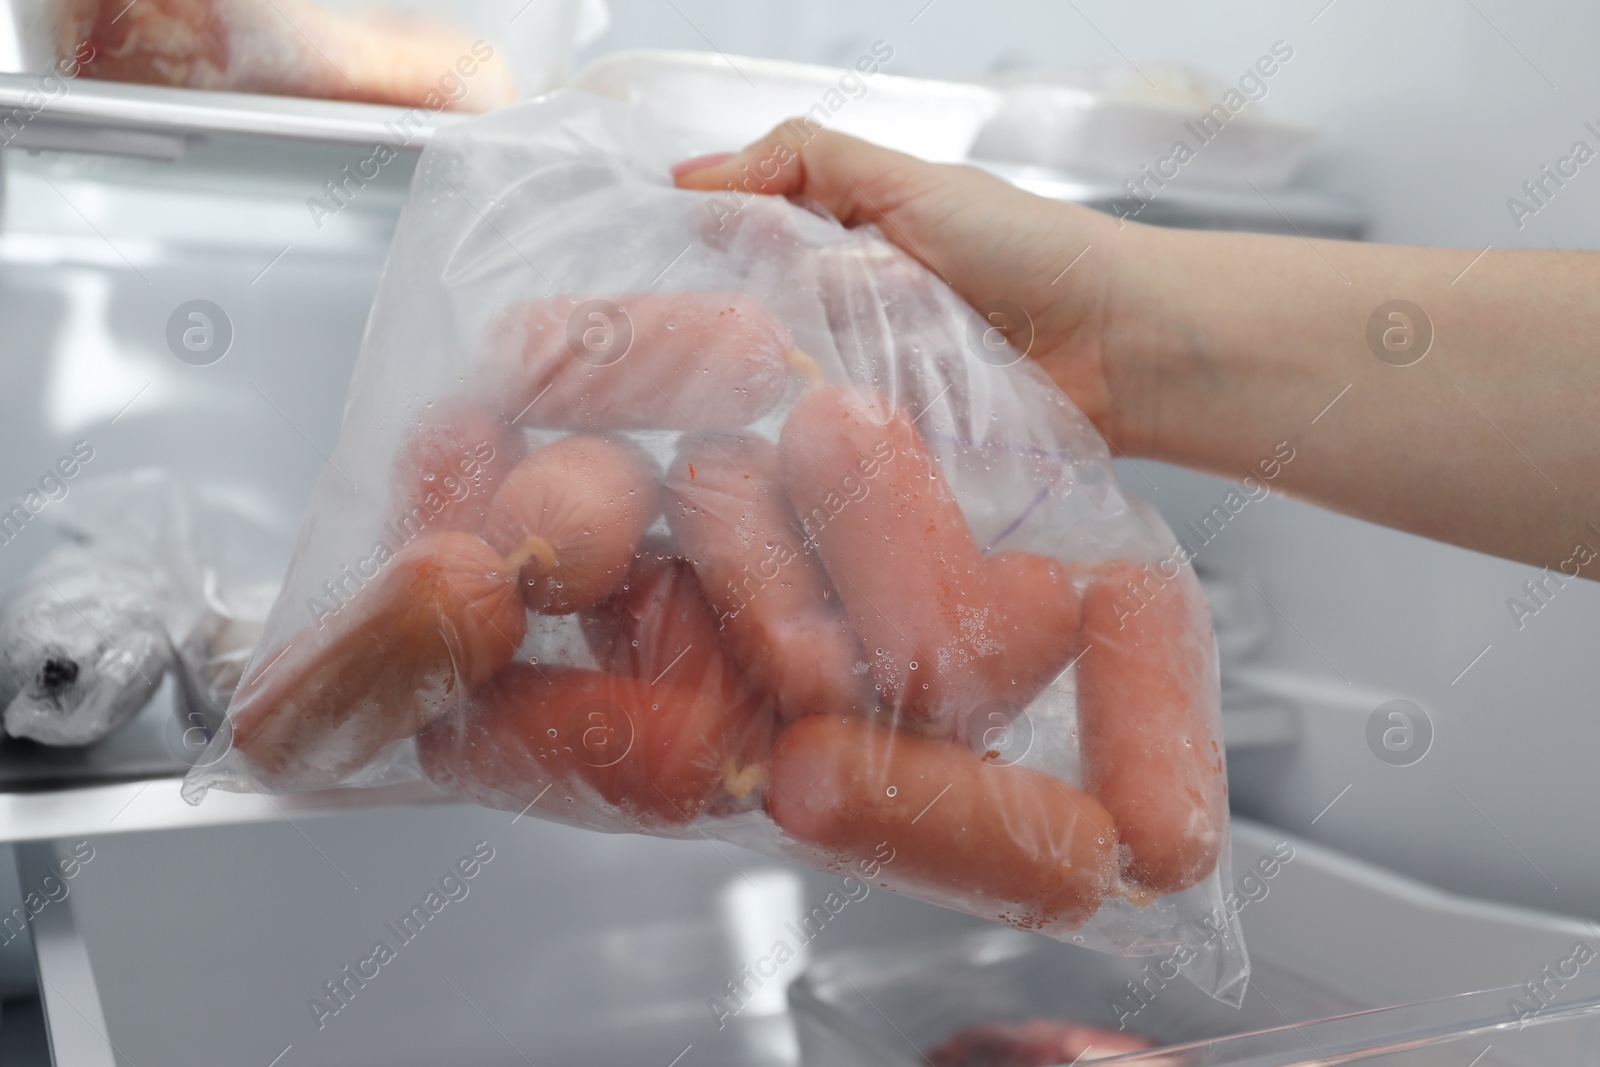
[676,121,1600,574]
[673,122,1129,438]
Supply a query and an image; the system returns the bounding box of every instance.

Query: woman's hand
[673,122,1131,440]
[676,120,1600,575]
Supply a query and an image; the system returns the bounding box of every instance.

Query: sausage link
[665,435,869,722]
[1075,562,1225,894]
[983,550,1082,711]
[483,435,659,614]
[419,665,764,832]
[232,531,525,786]
[478,293,814,431]
[779,385,1000,731]
[391,398,520,536]
[766,715,1119,929]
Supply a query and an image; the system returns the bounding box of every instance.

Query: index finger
[670,120,926,229]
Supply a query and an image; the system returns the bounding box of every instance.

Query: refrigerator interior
[2,7,1598,1058]
[16,815,1600,1066]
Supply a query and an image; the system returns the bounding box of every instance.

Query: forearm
[1101,223,1600,573]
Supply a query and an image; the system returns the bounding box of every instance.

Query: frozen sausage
[65,0,517,110]
[664,435,869,722]
[418,665,767,831]
[483,435,659,614]
[779,385,1000,730]
[928,1019,1153,1066]
[231,531,525,786]
[1075,561,1225,895]
[581,550,777,793]
[391,398,519,535]
[478,292,818,431]
[581,550,721,683]
[581,549,753,709]
[766,715,1119,929]
[982,551,1082,710]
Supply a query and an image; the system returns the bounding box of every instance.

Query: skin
[674,126,1600,576]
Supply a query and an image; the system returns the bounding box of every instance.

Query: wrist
[1094,221,1362,470]
[1093,219,1186,459]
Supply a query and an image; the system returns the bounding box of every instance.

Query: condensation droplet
[885,785,897,797]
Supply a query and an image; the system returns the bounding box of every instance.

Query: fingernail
[670,151,734,178]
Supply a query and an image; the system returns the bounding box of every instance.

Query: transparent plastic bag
[172,577,279,743]
[185,91,1247,1002]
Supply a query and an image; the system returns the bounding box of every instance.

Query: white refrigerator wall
[576,1,1600,919]
[584,0,1600,249]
